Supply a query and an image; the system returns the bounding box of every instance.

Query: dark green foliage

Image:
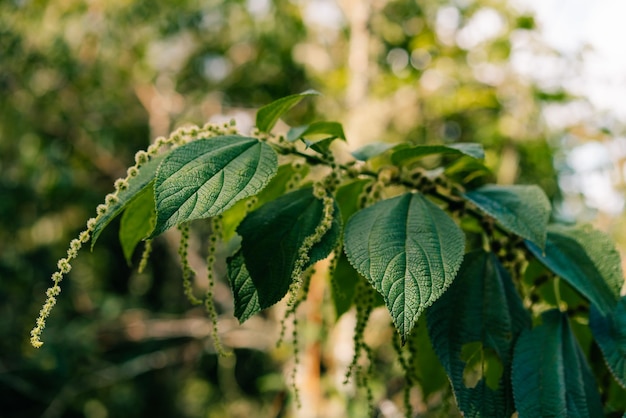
[235,187,341,311]
[512,310,603,417]
[428,251,530,417]
[25,92,626,417]
[590,296,626,387]
[526,224,622,315]
[463,185,551,249]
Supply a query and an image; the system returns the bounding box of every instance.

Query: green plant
[31,92,626,417]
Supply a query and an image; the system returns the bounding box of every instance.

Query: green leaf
[305,137,338,155]
[460,342,504,391]
[91,153,166,249]
[391,143,484,165]
[512,309,603,418]
[119,183,156,264]
[287,121,346,142]
[330,253,361,320]
[152,136,278,236]
[408,318,449,400]
[590,296,626,387]
[344,192,465,341]
[227,250,261,323]
[463,185,551,249]
[286,121,346,154]
[444,156,494,185]
[427,250,530,417]
[526,224,621,316]
[350,142,398,161]
[255,90,320,132]
[554,224,623,297]
[335,179,370,225]
[220,163,309,241]
[236,187,341,310]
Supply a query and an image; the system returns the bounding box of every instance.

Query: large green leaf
[235,187,341,310]
[526,224,621,316]
[152,136,277,236]
[255,90,320,132]
[391,143,484,165]
[220,163,310,241]
[512,309,603,418]
[227,250,260,323]
[119,183,156,264]
[590,296,626,387]
[427,251,530,417]
[91,153,166,249]
[463,185,551,249]
[344,192,465,341]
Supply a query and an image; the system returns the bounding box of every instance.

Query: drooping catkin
[30,122,238,348]
[204,215,229,356]
[177,223,203,306]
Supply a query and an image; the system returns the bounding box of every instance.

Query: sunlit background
[1,0,625,417]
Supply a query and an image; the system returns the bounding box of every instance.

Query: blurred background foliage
[1,0,624,417]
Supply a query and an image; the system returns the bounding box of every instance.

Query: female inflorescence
[204,215,229,356]
[30,121,238,348]
[344,280,376,415]
[177,222,203,306]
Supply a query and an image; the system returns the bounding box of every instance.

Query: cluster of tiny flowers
[177,223,203,306]
[392,330,416,418]
[30,122,241,348]
[204,215,229,356]
[321,154,342,193]
[30,220,95,348]
[357,176,385,210]
[288,183,334,303]
[345,281,376,414]
[276,265,314,410]
[285,159,305,192]
[344,281,374,382]
[250,127,274,143]
[137,239,152,274]
[328,244,344,305]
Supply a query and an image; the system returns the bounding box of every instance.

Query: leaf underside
[427,250,530,417]
[152,136,277,236]
[344,192,465,341]
[119,183,156,264]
